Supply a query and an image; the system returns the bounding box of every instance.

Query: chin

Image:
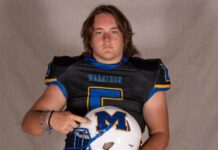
[102,56,114,61]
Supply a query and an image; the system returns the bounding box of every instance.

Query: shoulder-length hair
[81,4,139,57]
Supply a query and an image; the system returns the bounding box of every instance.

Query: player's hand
[49,111,91,134]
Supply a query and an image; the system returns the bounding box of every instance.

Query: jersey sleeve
[44,57,69,99]
[147,59,171,99]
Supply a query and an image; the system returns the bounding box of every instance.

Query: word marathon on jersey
[88,74,123,84]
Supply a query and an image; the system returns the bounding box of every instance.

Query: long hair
[81,5,139,57]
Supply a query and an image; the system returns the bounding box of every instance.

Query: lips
[103,46,113,49]
[103,43,113,49]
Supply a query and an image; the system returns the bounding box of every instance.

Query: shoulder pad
[128,57,162,71]
[129,57,171,100]
[45,55,83,82]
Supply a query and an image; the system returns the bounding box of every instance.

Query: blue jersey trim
[84,56,128,70]
[46,81,68,99]
[160,64,170,82]
[147,87,170,100]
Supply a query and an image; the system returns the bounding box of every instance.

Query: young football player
[22,4,171,150]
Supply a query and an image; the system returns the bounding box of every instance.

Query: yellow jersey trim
[154,84,171,88]
[44,78,57,83]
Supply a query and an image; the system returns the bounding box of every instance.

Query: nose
[103,32,111,42]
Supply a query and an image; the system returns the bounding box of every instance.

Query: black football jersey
[44,55,171,133]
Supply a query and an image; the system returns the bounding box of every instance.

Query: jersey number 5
[87,86,123,111]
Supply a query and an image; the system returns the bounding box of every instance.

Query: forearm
[141,132,169,150]
[21,110,44,136]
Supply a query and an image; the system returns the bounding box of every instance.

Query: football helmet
[65,106,142,150]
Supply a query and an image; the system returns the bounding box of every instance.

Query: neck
[92,55,123,65]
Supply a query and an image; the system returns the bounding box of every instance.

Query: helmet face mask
[68,128,91,149]
[65,106,142,150]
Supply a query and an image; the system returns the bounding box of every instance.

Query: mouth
[103,47,112,49]
[103,45,113,49]
[103,42,113,48]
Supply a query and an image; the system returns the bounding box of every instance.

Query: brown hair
[81,4,139,57]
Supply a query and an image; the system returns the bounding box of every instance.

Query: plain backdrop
[0,0,218,150]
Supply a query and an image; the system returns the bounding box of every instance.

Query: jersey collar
[84,55,128,70]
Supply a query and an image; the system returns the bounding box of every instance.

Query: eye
[95,31,103,35]
[112,30,119,34]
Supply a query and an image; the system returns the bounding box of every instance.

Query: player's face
[91,13,124,64]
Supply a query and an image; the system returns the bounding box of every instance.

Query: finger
[70,114,91,124]
[69,121,79,129]
[64,126,74,134]
[64,129,71,135]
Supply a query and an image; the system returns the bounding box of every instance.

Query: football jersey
[44,55,171,133]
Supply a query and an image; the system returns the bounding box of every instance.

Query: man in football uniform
[22,4,171,150]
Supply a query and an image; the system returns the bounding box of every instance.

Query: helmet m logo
[95,111,128,131]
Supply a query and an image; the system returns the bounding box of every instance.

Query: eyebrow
[93,27,119,31]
